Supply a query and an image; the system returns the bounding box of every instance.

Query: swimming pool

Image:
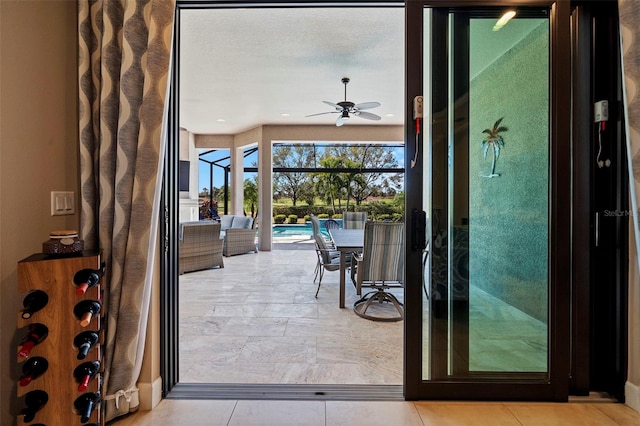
[272,219,342,238]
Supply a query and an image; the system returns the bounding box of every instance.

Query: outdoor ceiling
[178,6,545,136]
[179,7,405,135]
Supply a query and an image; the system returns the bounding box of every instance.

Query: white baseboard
[138,377,163,411]
[626,381,640,412]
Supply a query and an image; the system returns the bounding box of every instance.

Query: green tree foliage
[244,177,258,218]
[325,145,402,205]
[272,145,316,206]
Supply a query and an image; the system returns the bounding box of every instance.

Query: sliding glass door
[404,0,571,400]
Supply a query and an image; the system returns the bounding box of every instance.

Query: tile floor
[111,242,640,425]
[111,398,640,425]
[179,245,404,384]
[179,242,547,384]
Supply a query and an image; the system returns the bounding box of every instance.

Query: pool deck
[272,234,316,250]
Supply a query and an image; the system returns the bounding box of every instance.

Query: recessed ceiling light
[493,10,516,31]
[216,118,226,122]
[386,114,395,117]
[281,113,291,117]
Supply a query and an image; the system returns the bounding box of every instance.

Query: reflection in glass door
[405,1,571,400]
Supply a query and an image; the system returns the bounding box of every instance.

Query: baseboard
[625,381,640,412]
[138,377,163,411]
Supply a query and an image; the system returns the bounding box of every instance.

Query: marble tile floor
[179,248,404,385]
[179,247,547,385]
[112,398,640,425]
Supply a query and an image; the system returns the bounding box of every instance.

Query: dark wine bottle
[18,356,48,386]
[73,391,101,423]
[74,330,99,360]
[73,360,101,392]
[18,323,48,359]
[21,290,48,319]
[19,390,48,423]
[73,300,101,327]
[73,262,105,295]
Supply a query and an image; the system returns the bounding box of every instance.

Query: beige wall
[1,1,79,424]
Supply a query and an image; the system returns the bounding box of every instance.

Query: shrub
[303,215,311,222]
[274,214,287,224]
[288,214,298,224]
[332,213,343,219]
[317,213,330,219]
[392,213,404,222]
[376,214,391,222]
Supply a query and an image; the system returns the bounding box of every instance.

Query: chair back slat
[343,211,368,229]
[360,222,404,282]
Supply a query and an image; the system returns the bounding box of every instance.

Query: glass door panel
[406,1,570,399]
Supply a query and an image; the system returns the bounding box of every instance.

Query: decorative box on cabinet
[17,250,104,426]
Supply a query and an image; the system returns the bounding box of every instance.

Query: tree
[272,145,315,205]
[325,145,402,205]
[313,157,348,213]
[244,177,258,218]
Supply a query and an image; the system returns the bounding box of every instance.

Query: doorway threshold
[166,383,404,401]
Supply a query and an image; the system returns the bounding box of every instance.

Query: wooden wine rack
[17,250,104,426]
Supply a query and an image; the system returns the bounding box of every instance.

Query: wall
[468,22,549,322]
[0,1,79,424]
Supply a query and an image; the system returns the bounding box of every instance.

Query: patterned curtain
[620,0,640,270]
[78,0,175,422]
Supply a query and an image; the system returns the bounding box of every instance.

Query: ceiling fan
[306,77,381,127]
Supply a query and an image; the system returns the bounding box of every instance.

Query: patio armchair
[220,215,258,257]
[178,221,224,274]
[352,222,404,321]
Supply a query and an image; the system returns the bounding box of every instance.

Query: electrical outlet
[51,191,75,216]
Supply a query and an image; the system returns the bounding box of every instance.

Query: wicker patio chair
[178,221,224,274]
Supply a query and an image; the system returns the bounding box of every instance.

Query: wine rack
[17,250,104,425]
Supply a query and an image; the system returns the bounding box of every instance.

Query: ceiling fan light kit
[307,77,382,127]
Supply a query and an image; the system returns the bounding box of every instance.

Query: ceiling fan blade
[336,115,346,127]
[305,111,338,117]
[355,111,382,121]
[323,101,343,111]
[354,101,380,110]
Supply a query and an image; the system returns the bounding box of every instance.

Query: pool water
[272,219,342,238]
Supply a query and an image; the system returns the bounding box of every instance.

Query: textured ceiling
[179,7,405,135]
[178,7,543,136]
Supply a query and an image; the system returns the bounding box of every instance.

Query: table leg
[339,251,346,308]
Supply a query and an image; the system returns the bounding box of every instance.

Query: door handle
[411,208,427,251]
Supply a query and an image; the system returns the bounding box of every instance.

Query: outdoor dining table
[328,228,364,308]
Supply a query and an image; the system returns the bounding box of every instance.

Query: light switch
[51,191,75,216]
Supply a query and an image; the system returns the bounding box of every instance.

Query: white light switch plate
[51,191,75,216]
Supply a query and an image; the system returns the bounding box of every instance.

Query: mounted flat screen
[179,160,190,192]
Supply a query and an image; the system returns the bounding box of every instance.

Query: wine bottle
[73,361,101,391]
[18,323,48,359]
[74,330,99,360]
[21,290,48,319]
[18,356,48,386]
[73,262,105,295]
[74,391,101,423]
[19,390,48,423]
[73,300,101,327]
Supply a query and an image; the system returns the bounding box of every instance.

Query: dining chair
[352,222,404,321]
[324,218,340,234]
[342,211,368,229]
[313,232,349,298]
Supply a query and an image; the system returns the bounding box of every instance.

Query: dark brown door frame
[570,0,628,400]
[404,0,572,401]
